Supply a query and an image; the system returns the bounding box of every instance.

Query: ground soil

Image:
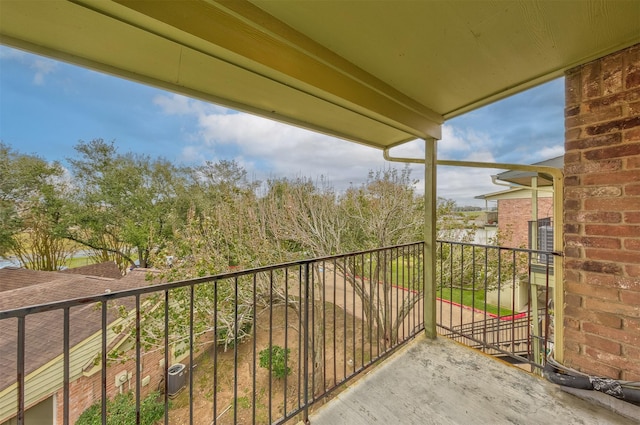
[168,303,367,425]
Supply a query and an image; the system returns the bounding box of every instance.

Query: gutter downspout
[490,174,554,192]
[383,149,565,363]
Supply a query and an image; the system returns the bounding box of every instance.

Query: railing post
[63,308,70,425]
[424,138,438,338]
[17,316,25,425]
[303,262,310,423]
[552,172,564,364]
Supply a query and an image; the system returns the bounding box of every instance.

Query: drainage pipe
[543,357,640,404]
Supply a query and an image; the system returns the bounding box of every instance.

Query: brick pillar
[564,43,640,380]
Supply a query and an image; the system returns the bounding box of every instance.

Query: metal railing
[435,240,555,371]
[0,243,424,425]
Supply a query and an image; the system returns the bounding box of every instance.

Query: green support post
[424,138,437,339]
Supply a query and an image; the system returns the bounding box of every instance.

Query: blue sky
[0,45,565,206]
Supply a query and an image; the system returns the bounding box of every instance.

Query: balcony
[309,336,635,425]
[1,242,637,424]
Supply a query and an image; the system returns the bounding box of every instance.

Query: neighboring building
[0,266,168,425]
[477,156,562,250]
[476,156,562,312]
[480,187,554,250]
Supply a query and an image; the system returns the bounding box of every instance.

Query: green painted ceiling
[1,0,639,148]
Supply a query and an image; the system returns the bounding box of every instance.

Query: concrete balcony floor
[309,336,639,425]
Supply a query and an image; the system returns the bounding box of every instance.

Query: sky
[0,45,565,207]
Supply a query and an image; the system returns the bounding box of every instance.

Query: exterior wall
[0,324,117,424]
[54,348,166,425]
[1,396,53,425]
[1,322,172,424]
[564,43,640,380]
[497,197,553,248]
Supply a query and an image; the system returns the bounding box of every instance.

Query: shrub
[76,391,165,425]
[259,345,291,379]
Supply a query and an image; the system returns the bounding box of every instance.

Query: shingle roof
[59,261,122,279]
[0,268,61,293]
[0,267,163,391]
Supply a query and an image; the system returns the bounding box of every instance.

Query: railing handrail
[1,242,427,425]
[437,239,560,257]
[1,239,554,423]
[0,242,425,319]
[436,239,553,371]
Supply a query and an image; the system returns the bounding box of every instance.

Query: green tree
[63,139,187,271]
[0,142,70,270]
[259,176,347,393]
[259,169,424,385]
[139,161,272,354]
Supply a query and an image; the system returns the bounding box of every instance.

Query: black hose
[543,362,640,404]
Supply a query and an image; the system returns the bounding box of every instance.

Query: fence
[435,240,555,370]
[0,243,424,425]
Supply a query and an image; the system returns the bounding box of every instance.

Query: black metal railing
[435,240,554,371]
[0,243,424,425]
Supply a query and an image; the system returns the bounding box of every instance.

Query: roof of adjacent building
[0,266,162,391]
[493,156,564,187]
[59,261,123,279]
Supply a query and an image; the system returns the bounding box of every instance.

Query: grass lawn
[384,257,514,317]
[63,256,94,268]
[437,287,513,316]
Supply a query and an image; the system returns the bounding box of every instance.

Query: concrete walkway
[309,335,639,425]
[319,265,476,333]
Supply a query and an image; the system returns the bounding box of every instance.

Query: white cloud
[438,124,496,161]
[153,93,228,117]
[155,95,511,206]
[538,145,564,160]
[180,145,205,163]
[0,46,57,85]
[177,108,388,187]
[31,59,56,85]
[438,124,472,153]
[436,165,501,204]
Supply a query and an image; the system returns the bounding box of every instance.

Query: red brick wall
[564,43,640,380]
[497,197,553,248]
[54,348,166,425]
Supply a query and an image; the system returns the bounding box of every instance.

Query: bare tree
[261,169,424,387]
[259,177,345,394]
[338,168,423,345]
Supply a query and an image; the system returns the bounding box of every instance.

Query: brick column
[564,43,640,380]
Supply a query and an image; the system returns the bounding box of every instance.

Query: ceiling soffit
[0,0,442,148]
[252,0,640,119]
[1,0,639,147]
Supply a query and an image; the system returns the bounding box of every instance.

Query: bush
[259,345,291,379]
[76,391,165,425]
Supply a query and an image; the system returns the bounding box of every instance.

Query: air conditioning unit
[167,363,187,398]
